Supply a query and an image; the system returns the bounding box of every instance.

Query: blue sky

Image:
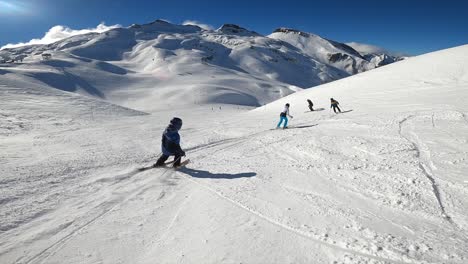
[1,0,467,55]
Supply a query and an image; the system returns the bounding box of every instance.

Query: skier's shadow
[304,108,325,112]
[178,167,256,179]
[291,124,317,129]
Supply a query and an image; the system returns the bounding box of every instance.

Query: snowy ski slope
[1,41,467,263]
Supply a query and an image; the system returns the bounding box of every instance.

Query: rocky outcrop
[273,28,310,37]
[327,53,359,74]
[364,53,404,67]
[328,53,350,63]
[218,24,260,36]
[326,39,363,58]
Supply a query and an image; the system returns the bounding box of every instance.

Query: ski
[137,159,190,172]
[335,109,353,114]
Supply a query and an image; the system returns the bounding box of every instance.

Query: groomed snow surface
[1,45,468,263]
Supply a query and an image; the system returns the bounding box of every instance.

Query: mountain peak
[134,19,202,33]
[273,28,311,37]
[151,19,172,25]
[217,24,260,36]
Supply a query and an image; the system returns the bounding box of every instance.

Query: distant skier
[153,117,186,168]
[330,98,341,113]
[277,103,293,129]
[307,99,314,111]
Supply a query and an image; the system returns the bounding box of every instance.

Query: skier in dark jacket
[153,117,185,167]
[330,98,341,113]
[307,99,314,111]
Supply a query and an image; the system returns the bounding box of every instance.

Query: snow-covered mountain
[0,20,404,110]
[345,41,406,67]
[269,28,368,74]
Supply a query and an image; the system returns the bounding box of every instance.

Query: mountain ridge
[0,19,405,110]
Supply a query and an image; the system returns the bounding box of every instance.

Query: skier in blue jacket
[153,117,186,167]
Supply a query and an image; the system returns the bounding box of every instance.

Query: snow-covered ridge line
[0,19,406,111]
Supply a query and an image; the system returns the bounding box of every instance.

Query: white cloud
[346,42,388,54]
[346,42,409,57]
[1,22,121,50]
[182,20,214,30]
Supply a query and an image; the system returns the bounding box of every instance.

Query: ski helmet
[286,103,290,107]
[170,117,183,130]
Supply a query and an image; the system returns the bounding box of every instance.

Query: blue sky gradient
[1,0,467,55]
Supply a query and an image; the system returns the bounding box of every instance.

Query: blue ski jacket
[161,124,184,156]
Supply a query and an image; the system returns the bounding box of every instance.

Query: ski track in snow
[178,110,467,262]
[164,120,457,263]
[21,169,175,264]
[5,134,254,264]
[179,172,414,264]
[9,123,394,263]
[397,110,468,242]
[16,133,257,263]
[398,114,451,223]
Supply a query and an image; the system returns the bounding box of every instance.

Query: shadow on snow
[291,124,318,129]
[274,124,317,130]
[27,71,105,98]
[304,108,325,112]
[178,167,256,179]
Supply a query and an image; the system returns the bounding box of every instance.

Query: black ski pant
[332,105,341,113]
[308,105,314,111]
[155,153,182,167]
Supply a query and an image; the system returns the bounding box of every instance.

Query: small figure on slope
[277,103,293,129]
[307,99,314,111]
[330,98,341,114]
[153,117,186,168]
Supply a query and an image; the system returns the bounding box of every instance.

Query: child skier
[153,117,186,167]
[277,103,293,129]
[307,99,314,111]
[330,98,341,113]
